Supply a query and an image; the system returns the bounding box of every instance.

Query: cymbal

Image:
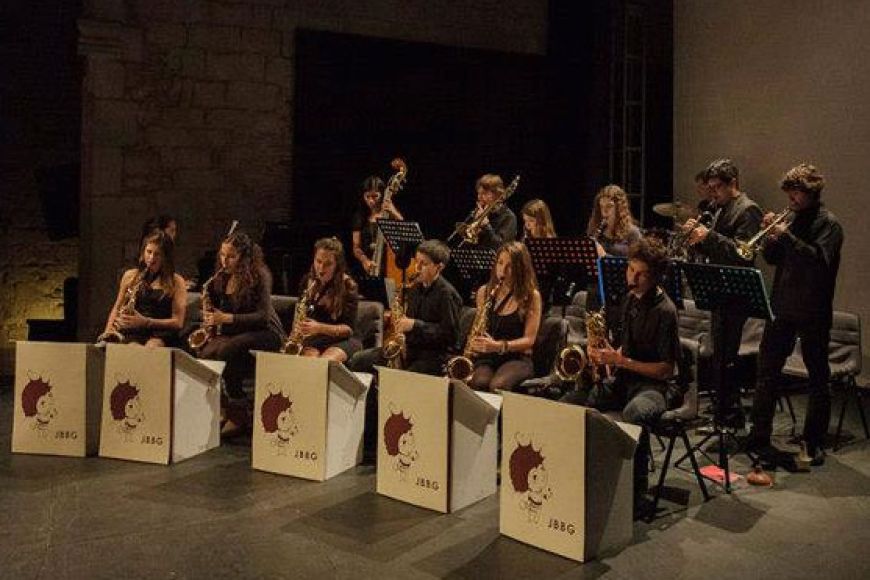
[652,201,694,219]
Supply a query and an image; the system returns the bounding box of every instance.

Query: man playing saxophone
[747,164,843,466]
[562,237,682,519]
[350,240,462,375]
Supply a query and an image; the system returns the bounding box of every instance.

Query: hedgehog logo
[109,379,145,438]
[21,373,58,435]
[383,406,419,481]
[260,383,299,451]
[508,434,553,523]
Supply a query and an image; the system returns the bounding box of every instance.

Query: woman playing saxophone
[466,241,542,393]
[99,230,187,347]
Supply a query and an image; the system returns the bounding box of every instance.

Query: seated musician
[350,239,462,375]
[561,237,681,518]
[587,185,642,258]
[465,174,517,250]
[520,199,557,241]
[99,230,187,348]
[467,241,542,393]
[295,238,362,363]
[196,232,285,435]
[351,175,404,277]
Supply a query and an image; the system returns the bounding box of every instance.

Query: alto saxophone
[187,269,224,352]
[282,278,318,355]
[446,280,502,382]
[585,308,610,383]
[382,273,419,369]
[97,270,147,344]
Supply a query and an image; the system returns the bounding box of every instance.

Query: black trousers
[199,331,282,399]
[710,309,748,419]
[750,318,831,448]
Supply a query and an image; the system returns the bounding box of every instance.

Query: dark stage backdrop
[292,29,562,255]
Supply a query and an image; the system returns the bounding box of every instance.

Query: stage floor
[1,387,868,580]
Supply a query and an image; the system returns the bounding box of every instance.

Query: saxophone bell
[555,345,587,382]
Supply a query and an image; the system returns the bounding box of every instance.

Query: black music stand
[679,261,772,493]
[526,237,598,310]
[598,256,685,309]
[450,246,496,304]
[376,219,424,286]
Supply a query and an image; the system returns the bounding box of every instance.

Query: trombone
[735,208,793,261]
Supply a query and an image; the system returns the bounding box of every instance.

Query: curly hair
[21,376,52,417]
[586,184,636,242]
[260,393,293,434]
[780,163,825,198]
[383,410,413,456]
[110,381,139,421]
[215,231,268,308]
[508,442,545,493]
[628,235,669,285]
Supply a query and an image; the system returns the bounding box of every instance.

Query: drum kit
[649,202,698,259]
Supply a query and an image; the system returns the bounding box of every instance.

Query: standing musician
[747,164,843,465]
[682,158,762,427]
[196,232,284,435]
[100,230,187,347]
[350,239,462,375]
[351,175,404,277]
[464,174,518,249]
[587,185,642,258]
[521,199,558,241]
[296,238,362,363]
[561,237,681,518]
[468,241,543,393]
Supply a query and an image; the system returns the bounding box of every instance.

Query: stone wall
[76,0,548,340]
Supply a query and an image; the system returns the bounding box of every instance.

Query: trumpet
[735,208,793,261]
[668,209,717,259]
[446,280,502,382]
[452,175,520,246]
[187,269,224,352]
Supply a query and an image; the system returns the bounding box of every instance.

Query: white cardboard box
[12,341,105,457]
[500,392,640,562]
[251,353,369,481]
[376,367,501,513]
[98,344,223,464]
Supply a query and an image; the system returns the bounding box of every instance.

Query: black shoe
[718,408,746,430]
[633,495,655,521]
[808,446,826,467]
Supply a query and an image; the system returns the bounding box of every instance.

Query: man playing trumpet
[747,164,843,466]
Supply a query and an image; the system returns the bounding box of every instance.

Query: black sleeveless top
[125,280,177,345]
[487,293,526,341]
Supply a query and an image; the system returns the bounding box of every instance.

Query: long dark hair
[487,241,538,318]
[586,184,636,241]
[216,232,267,306]
[360,175,385,218]
[307,237,358,321]
[139,230,177,297]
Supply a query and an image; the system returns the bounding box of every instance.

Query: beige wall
[674,0,870,353]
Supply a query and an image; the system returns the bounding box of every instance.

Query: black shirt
[405,275,463,362]
[613,287,681,394]
[212,267,284,339]
[477,205,517,249]
[762,203,843,325]
[697,193,762,266]
[351,211,378,260]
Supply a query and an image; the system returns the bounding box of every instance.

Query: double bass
[369,158,415,285]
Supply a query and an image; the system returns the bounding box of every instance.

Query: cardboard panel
[377,367,450,513]
[323,365,370,480]
[500,393,587,562]
[252,353,330,480]
[171,350,222,463]
[99,344,172,464]
[12,342,103,457]
[449,384,501,512]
